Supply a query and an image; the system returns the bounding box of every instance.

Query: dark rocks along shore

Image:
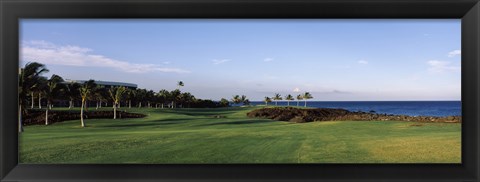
[246,107,461,123]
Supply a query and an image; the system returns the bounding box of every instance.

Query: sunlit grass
[19,107,461,163]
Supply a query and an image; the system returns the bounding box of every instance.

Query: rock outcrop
[247,107,461,123]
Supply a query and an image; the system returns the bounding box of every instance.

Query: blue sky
[20,19,461,101]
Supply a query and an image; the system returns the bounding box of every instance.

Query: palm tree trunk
[45,107,49,125]
[31,92,34,109]
[18,104,23,132]
[80,100,85,127]
[171,101,174,108]
[287,101,290,106]
[297,101,299,107]
[99,101,102,108]
[139,102,142,108]
[113,103,117,119]
[275,101,277,106]
[69,99,73,109]
[129,100,131,108]
[304,100,307,107]
[96,101,99,110]
[161,103,164,109]
[38,93,42,109]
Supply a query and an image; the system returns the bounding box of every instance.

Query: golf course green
[19,106,461,163]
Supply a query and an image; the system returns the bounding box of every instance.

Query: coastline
[248,100,461,117]
[247,107,461,123]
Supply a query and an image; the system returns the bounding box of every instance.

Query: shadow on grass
[101,123,159,128]
[101,118,276,128]
[197,119,278,126]
[101,118,190,128]
[154,107,252,117]
[162,111,237,117]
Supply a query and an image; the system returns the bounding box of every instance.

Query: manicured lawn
[19,107,461,163]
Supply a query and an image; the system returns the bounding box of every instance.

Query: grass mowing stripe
[20,107,461,163]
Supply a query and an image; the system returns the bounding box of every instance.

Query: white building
[64,79,137,89]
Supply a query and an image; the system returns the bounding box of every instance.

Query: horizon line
[245,100,461,102]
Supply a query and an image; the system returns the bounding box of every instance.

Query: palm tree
[79,81,96,127]
[175,81,184,108]
[29,92,35,109]
[243,99,250,106]
[219,98,230,107]
[18,71,25,132]
[18,62,49,132]
[135,89,147,108]
[231,95,241,105]
[108,86,126,119]
[44,74,65,125]
[78,83,92,127]
[273,93,282,106]
[285,94,294,106]
[157,89,169,109]
[94,85,107,110]
[177,81,184,90]
[303,92,313,107]
[179,92,195,108]
[240,95,250,106]
[153,90,160,108]
[264,97,272,106]
[296,94,303,107]
[29,77,47,109]
[170,89,181,108]
[64,82,81,109]
[83,80,97,111]
[35,77,47,109]
[146,90,155,108]
[125,88,136,109]
[79,86,89,127]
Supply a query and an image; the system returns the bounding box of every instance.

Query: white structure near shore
[64,79,137,89]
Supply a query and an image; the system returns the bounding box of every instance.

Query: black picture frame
[1,0,479,181]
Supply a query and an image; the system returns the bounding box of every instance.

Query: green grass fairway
[19,107,461,163]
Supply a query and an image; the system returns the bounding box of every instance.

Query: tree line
[18,62,315,132]
[264,92,313,107]
[18,62,230,132]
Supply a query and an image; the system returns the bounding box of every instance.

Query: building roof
[64,79,138,88]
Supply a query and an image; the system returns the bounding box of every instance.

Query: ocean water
[249,101,461,117]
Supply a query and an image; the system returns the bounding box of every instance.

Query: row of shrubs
[23,109,146,126]
[247,107,461,123]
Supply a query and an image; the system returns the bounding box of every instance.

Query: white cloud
[448,49,461,57]
[427,60,460,73]
[293,88,301,92]
[264,58,274,62]
[21,40,190,74]
[24,40,57,49]
[212,59,230,65]
[358,60,368,64]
